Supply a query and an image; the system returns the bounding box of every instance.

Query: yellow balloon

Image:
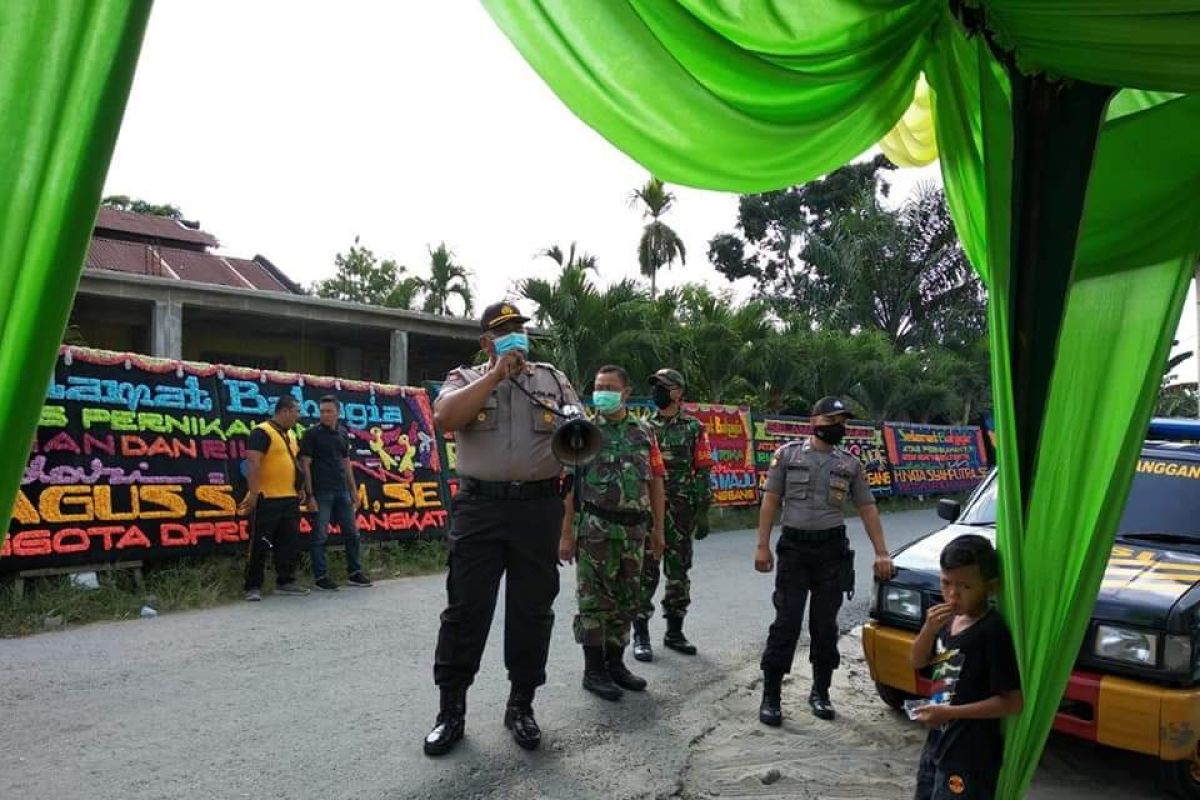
[879,74,938,167]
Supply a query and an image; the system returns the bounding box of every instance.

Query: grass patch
[0,537,449,638]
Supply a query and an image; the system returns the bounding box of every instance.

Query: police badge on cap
[480,301,530,332]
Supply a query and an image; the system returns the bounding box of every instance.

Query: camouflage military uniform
[638,410,713,621]
[572,413,666,649]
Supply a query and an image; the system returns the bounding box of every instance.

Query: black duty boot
[423,686,466,756]
[503,684,542,751]
[759,672,783,727]
[663,615,697,655]
[606,646,648,692]
[632,618,653,662]
[809,667,836,721]
[581,645,623,701]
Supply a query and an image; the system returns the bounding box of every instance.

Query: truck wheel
[874,681,913,712]
[1159,750,1200,798]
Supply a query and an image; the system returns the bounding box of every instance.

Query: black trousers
[433,492,564,690]
[760,532,846,677]
[244,497,301,591]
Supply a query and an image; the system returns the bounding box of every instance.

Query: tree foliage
[101,195,185,220]
[708,158,985,348]
[630,177,686,299]
[519,260,992,420]
[311,237,419,309]
[416,242,473,317]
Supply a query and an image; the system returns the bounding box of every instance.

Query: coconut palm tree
[630,177,686,298]
[415,242,473,317]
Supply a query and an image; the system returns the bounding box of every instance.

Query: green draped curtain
[0,1,153,571]
[479,1,1200,796]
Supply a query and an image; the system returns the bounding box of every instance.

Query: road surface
[0,510,1168,799]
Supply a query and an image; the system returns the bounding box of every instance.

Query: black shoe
[424,687,466,756]
[663,616,697,655]
[504,685,541,751]
[346,572,373,588]
[606,647,648,692]
[632,619,653,662]
[809,689,836,721]
[759,673,783,727]
[582,645,623,701]
[314,577,339,591]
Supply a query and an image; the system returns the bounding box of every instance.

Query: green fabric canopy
[1,1,1199,797]
[0,1,151,568]
[478,2,1200,796]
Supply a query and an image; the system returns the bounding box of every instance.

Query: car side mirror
[937,498,961,522]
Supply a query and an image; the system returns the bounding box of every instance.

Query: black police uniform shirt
[926,609,1021,773]
[299,423,352,494]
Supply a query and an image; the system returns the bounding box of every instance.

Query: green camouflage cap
[648,368,686,390]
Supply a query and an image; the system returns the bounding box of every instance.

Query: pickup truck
[863,434,1200,797]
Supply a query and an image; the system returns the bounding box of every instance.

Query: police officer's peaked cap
[648,368,686,390]
[811,396,852,418]
[480,301,530,332]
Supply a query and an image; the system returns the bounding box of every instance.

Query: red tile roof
[86,238,298,294]
[95,206,219,247]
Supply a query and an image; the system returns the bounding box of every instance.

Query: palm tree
[630,177,686,298]
[415,242,473,317]
[538,242,598,272]
[519,262,654,391]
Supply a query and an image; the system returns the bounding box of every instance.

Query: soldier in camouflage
[560,365,666,701]
[633,368,714,662]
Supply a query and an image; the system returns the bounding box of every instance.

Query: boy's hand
[923,602,954,632]
[913,703,955,728]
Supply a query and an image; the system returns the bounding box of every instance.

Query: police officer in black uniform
[754,397,896,725]
[424,302,580,756]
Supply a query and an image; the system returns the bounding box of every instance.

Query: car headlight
[882,586,922,621]
[1163,634,1192,673]
[1095,625,1158,667]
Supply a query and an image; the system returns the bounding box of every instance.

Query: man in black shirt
[910,534,1023,799]
[299,395,372,591]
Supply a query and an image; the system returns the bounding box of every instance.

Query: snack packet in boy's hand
[903,699,927,720]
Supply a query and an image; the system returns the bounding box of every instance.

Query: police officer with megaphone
[425,301,583,757]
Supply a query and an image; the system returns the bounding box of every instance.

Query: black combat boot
[423,686,466,756]
[663,615,698,655]
[809,666,836,721]
[581,645,623,701]
[759,672,783,727]
[606,645,648,692]
[632,618,653,662]
[503,684,542,750]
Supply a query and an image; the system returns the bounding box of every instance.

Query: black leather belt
[460,477,559,500]
[580,501,652,526]
[782,525,846,542]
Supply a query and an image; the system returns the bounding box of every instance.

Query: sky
[104,1,1197,384]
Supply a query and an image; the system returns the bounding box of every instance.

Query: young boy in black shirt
[910,534,1023,799]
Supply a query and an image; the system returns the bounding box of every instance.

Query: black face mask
[652,385,675,409]
[814,422,846,446]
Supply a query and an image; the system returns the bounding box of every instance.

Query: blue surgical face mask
[593,390,624,414]
[493,332,528,356]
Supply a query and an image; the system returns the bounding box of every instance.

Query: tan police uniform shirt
[764,439,874,530]
[439,361,580,482]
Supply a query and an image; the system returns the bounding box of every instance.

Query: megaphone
[551,405,603,466]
